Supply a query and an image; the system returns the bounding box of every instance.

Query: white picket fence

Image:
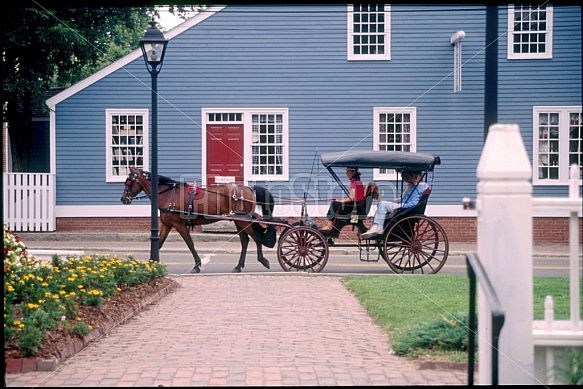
[3,173,55,231]
[531,164,582,385]
[476,124,582,385]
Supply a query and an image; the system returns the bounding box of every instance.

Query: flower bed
[4,223,168,359]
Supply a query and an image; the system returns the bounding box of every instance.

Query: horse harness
[126,170,251,219]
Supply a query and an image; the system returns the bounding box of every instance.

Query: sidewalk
[6,274,475,387]
[5,232,576,386]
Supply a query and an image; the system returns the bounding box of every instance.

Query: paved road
[22,232,578,277]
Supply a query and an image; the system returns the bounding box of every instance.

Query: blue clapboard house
[5,4,581,240]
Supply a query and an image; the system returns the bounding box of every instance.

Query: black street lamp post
[139,20,168,262]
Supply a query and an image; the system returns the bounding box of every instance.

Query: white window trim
[347,5,391,61]
[507,4,553,60]
[201,108,289,186]
[105,109,149,183]
[532,106,582,186]
[373,107,417,181]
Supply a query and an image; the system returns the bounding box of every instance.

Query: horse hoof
[190,266,201,274]
[232,266,243,273]
[259,258,270,269]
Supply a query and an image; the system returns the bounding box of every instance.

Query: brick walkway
[6,274,472,386]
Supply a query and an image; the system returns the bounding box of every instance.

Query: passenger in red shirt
[321,167,364,235]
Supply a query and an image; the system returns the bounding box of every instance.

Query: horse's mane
[140,170,185,187]
[158,175,186,186]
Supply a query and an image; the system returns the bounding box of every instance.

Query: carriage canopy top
[320,150,441,172]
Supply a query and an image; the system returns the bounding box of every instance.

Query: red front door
[206,124,244,186]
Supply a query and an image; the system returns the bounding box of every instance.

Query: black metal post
[139,19,166,263]
[150,69,160,262]
[484,5,498,141]
[466,252,505,385]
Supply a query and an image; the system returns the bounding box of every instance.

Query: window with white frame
[202,108,289,183]
[347,5,390,61]
[508,4,553,59]
[373,107,417,179]
[106,109,149,182]
[533,106,582,185]
[250,112,286,179]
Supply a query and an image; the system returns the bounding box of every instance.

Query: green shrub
[553,348,583,385]
[3,222,168,358]
[391,313,474,357]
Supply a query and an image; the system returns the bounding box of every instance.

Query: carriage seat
[384,187,431,227]
[333,182,380,220]
[330,182,380,234]
[357,182,381,219]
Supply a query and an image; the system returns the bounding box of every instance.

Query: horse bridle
[122,169,150,202]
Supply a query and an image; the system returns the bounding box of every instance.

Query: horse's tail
[253,185,274,220]
[252,185,276,248]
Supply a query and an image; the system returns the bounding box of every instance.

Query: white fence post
[567,164,581,328]
[476,124,534,384]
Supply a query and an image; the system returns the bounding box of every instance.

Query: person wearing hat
[361,170,428,239]
[321,167,364,235]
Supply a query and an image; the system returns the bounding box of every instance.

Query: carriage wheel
[380,215,449,274]
[277,226,329,273]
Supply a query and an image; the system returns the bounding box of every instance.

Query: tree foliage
[2,6,156,171]
[2,5,203,173]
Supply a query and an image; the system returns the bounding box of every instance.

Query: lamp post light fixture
[139,19,168,262]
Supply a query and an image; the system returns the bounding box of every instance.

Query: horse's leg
[174,220,201,273]
[250,225,270,269]
[159,220,171,249]
[232,225,249,273]
[254,237,270,269]
[232,223,270,272]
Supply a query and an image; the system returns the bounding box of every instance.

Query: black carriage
[276,150,449,274]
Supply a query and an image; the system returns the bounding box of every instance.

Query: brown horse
[120,166,276,273]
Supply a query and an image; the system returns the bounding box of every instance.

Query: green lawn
[342,275,579,361]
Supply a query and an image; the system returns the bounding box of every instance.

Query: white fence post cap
[477,124,531,181]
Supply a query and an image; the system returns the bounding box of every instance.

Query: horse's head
[120,167,149,204]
